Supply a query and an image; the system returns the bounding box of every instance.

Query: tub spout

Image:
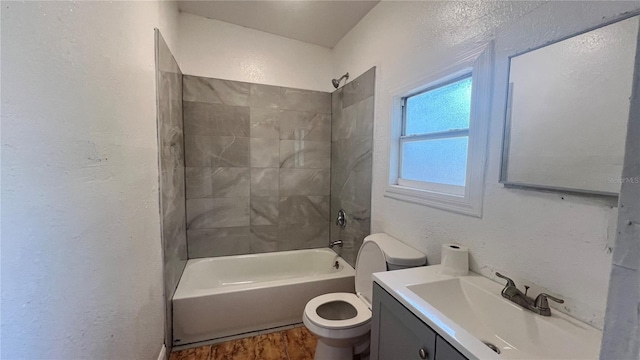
[329,240,343,248]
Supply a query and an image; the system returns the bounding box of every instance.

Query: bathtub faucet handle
[336,209,347,229]
[329,240,343,248]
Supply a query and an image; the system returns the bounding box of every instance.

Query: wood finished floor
[170,327,317,360]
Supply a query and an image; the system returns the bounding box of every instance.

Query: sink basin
[373,266,602,359]
[407,277,601,359]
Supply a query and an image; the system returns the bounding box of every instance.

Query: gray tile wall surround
[250,225,279,252]
[251,138,280,167]
[280,140,331,169]
[251,168,279,197]
[186,197,250,229]
[183,75,332,258]
[155,30,187,352]
[250,83,331,113]
[342,68,376,108]
[183,101,249,137]
[280,168,330,196]
[251,196,279,225]
[187,227,251,258]
[279,222,330,250]
[184,135,250,168]
[183,75,250,106]
[185,167,249,199]
[330,67,376,267]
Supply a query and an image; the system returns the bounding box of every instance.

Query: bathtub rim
[173,248,355,300]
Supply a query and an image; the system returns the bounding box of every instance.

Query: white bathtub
[172,248,355,346]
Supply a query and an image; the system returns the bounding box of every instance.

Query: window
[384,43,492,217]
[399,76,472,196]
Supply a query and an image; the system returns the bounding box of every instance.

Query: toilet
[303,233,427,360]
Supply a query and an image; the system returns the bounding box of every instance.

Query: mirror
[501,15,639,196]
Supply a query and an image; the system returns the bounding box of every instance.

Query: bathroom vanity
[370,265,602,360]
[371,283,467,360]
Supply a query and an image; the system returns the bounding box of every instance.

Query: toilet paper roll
[440,244,469,276]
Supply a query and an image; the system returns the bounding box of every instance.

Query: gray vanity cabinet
[435,337,467,360]
[371,283,467,360]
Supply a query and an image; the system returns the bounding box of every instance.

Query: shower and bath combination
[332,72,349,89]
[161,63,375,349]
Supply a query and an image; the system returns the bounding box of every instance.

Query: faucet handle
[329,240,343,248]
[336,209,347,228]
[534,293,564,310]
[495,272,516,287]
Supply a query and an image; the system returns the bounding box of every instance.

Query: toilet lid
[355,241,387,307]
[304,293,371,329]
[364,233,427,266]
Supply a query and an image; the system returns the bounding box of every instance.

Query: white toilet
[303,233,427,360]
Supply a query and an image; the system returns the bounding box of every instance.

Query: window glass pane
[401,137,468,186]
[405,77,472,135]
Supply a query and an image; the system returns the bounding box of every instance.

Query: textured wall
[1,1,179,358]
[330,68,376,267]
[183,75,332,257]
[177,13,334,92]
[332,1,640,328]
[600,21,640,359]
[156,30,187,351]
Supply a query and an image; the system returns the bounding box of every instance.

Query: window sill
[397,178,465,196]
[383,184,481,217]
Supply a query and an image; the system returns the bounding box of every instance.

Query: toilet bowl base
[314,341,353,360]
[312,333,369,360]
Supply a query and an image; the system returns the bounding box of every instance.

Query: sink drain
[482,341,501,354]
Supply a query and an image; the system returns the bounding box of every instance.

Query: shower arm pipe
[332,73,350,89]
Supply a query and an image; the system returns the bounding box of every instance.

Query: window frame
[398,74,473,196]
[384,43,493,217]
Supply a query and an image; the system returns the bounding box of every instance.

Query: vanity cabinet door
[435,336,467,360]
[371,283,436,360]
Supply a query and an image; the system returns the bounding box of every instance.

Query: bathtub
[172,248,355,346]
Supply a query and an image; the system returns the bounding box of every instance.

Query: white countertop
[372,265,602,360]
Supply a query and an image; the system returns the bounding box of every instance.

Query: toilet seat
[304,293,371,330]
[302,233,427,360]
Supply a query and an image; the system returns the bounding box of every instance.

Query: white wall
[333,1,640,329]
[601,18,640,357]
[1,1,179,358]
[177,12,334,92]
[159,1,180,54]
[2,3,636,357]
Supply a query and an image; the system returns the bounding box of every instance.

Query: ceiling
[177,1,380,48]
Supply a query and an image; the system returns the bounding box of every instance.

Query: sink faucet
[533,293,565,316]
[496,272,564,316]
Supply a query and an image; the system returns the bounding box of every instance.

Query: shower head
[332,73,349,89]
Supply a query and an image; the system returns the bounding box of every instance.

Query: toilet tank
[363,233,427,270]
